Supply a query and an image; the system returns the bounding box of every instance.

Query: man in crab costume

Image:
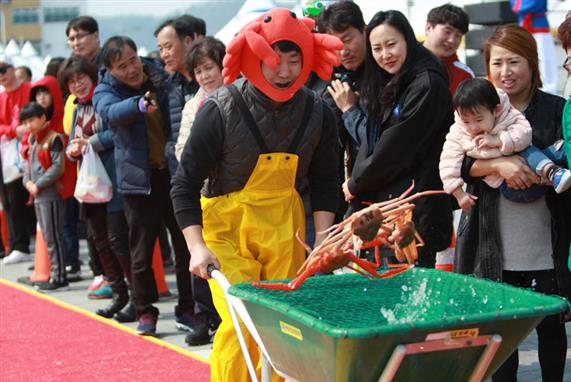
[171,8,342,382]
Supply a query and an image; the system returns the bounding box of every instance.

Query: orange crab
[253,183,446,291]
[222,7,343,102]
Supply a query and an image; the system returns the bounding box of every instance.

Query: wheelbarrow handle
[207,264,218,278]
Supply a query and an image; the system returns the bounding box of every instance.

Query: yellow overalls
[203,86,313,382]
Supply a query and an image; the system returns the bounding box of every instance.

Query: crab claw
[223,22,266,84]
[244,30,280,69]
[314,33,343,52]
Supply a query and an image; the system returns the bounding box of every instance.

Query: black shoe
[66,265,82,282]
[184,312,220,346]
[17,275,36,286]
[35,280,69,293]
[114,301,136,322]
[96,291,129,318]
[175,309,201,332]
[27,264,35,271]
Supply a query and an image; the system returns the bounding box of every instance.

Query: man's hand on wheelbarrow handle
[207,264,219,278]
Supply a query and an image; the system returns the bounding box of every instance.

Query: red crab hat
[222,7,342,102]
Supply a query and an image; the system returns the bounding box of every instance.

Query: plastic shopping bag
[0,136,24,183]
[74,144,113,203]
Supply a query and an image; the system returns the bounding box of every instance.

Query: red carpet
[0,281,210,381]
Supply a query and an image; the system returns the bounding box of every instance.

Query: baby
[440,78,570,210]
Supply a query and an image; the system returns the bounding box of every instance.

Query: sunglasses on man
[0,66,12,75]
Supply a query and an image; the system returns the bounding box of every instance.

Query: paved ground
[1,239,570,381]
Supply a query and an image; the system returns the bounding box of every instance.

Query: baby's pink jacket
[439,90,532,193]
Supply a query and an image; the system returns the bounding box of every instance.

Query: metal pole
[0,10,6,47]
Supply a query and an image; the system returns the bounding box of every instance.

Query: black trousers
[2,179,31,253]
[123,168,194,316]
[492,270,567,382]
[84,203,128,295]
[107,210,131,282]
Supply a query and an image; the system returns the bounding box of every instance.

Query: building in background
[1,0,42,52]
[41,0,86,57]
[1,0,86,56]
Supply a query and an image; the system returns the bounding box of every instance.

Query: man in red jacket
[423,4,474,95]
[0,58,33,264]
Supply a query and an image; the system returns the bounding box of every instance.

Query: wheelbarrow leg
[209,267,260,382]
[226,290,260,382]
[378,334,503,382]
[261,354,272,382]
[469,335,503,382]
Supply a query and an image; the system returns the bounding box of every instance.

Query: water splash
[380,278,430,324]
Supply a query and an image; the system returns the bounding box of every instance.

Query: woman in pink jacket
[440,78,570,210]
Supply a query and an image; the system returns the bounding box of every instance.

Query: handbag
[0,136,24,183]
[74,143,113,203]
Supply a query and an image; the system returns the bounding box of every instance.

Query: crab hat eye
[264,16,272,23]
[290,11,296,18]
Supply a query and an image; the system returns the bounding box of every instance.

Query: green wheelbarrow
[209,266,569,382]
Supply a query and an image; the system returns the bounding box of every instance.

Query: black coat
[347,52,454,254]
[456,89,571,303]
[165,72,199,175]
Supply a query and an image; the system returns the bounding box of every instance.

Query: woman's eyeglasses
[0,66,11,75]
[564,57,571,70]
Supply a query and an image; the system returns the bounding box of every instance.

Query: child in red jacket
[21,102,68,292]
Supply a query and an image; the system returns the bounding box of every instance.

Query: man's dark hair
[16,66,32,79]
[453,78,500,115]
[317,1,365,33]
[58,55,99,94]
[273,41,301,54]
[178,15,206,36]
[427,3,469,35]
[19,102,46,122]
[101,36,138,68]
[185,37,225,80]
[66,16,99,36]
[154,14,206,39]
[44,57,65,77]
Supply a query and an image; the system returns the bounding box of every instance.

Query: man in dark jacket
[154,15,203,175]
[93,36,198,337]
[316,1,367,225]
[154,14,220,346]
[318,1,367,174]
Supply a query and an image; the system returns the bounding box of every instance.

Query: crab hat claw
[223,7,342,102]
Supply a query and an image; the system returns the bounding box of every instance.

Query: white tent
[20,40,38,58]
[215,0,277,45]
[18,41,45,81]
[4,39,21,58]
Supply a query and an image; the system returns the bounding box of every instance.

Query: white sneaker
[2,250,32,265]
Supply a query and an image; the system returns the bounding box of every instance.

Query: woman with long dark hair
[343,10,453,267]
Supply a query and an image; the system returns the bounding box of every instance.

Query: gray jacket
[24,131,65,203]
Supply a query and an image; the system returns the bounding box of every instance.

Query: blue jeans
[500,142,567,203]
